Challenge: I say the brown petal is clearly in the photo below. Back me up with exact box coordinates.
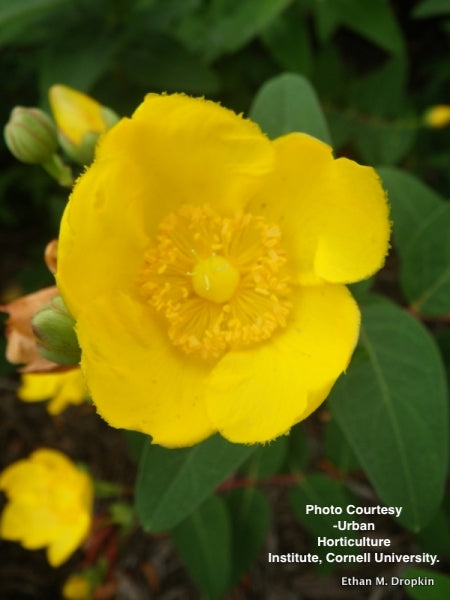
[1,286,64,372]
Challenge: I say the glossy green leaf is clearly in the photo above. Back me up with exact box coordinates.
[249,73,331,143]
[225,487,270,587]
[136,434,254,532]
[329,302,448,531]
[401,569,450,599]
[171,494,231,600]
[379,168,450,315]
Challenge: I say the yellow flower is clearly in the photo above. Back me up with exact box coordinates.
[62,574,92,600]
[424,104,450,128]
[57,94,390,447]
[49,84,118,165]
[0,449,93,566]
[18,369,88,415]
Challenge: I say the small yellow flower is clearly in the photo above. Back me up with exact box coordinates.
[424,104,450,128]
[0,449,93,566]
[62,574,92,600]
[49,84,118,164]
[57,93,390,447]
[18,369,88,415]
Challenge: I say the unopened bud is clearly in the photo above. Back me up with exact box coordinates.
[62,574,92,600]
[49,84,119,165]
[424,105,450,129]
[32,296,81,365]
[4,107,58,164]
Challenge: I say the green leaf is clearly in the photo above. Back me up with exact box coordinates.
[239,435,288,479]
[413,0,450,18]
[401,568,450,599]
[328,302,448,531]
[323,415,361,473]
[348,277,374,304]
[313,0,340,42]
[286,424,310,471]
[249,73,331,143]
[379,168,450,315]
[225,487,270,587]
[171,494,231,600]
[349,57,408,116]
[400,203,450,315]
[122,430,148,463]
[0,0,69,27]
[260,6,312,76]
[120,32,219,94]
[415,507,450,556]
[316,0,405,56]
[355,121,416,165]
[175,0,292,62]
[290,474,357,572]
[378,168,444,253]
[39,34,119,94]
[136,434,254,532]
[0,0,73,47]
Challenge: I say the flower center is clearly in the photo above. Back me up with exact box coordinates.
[191,255,240,303]
[138,205,292,359]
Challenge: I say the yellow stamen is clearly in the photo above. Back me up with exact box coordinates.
[138,205,292,359]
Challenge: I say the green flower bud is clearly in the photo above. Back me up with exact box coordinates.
[4,107,58,164]
[32,296,81,365]
[57,130,100,167]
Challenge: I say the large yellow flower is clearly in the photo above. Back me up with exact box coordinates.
[0,449,93,566]
[57,93,390,447]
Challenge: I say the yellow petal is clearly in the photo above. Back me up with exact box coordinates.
[0,502,58,548]
[76,292,215,447]
[0,460,48,499]
[18,370,87,414]
[47,370,87,415]
[18,373,62,402]
[206,284,360,443]
[58,94,273,318]
[105,93,274,218]
[248,133,390,285]
[31,448,78,472]
[57,159,149,318]
[47,513,91,567]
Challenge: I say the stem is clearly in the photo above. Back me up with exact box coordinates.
[42,154,73,187]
